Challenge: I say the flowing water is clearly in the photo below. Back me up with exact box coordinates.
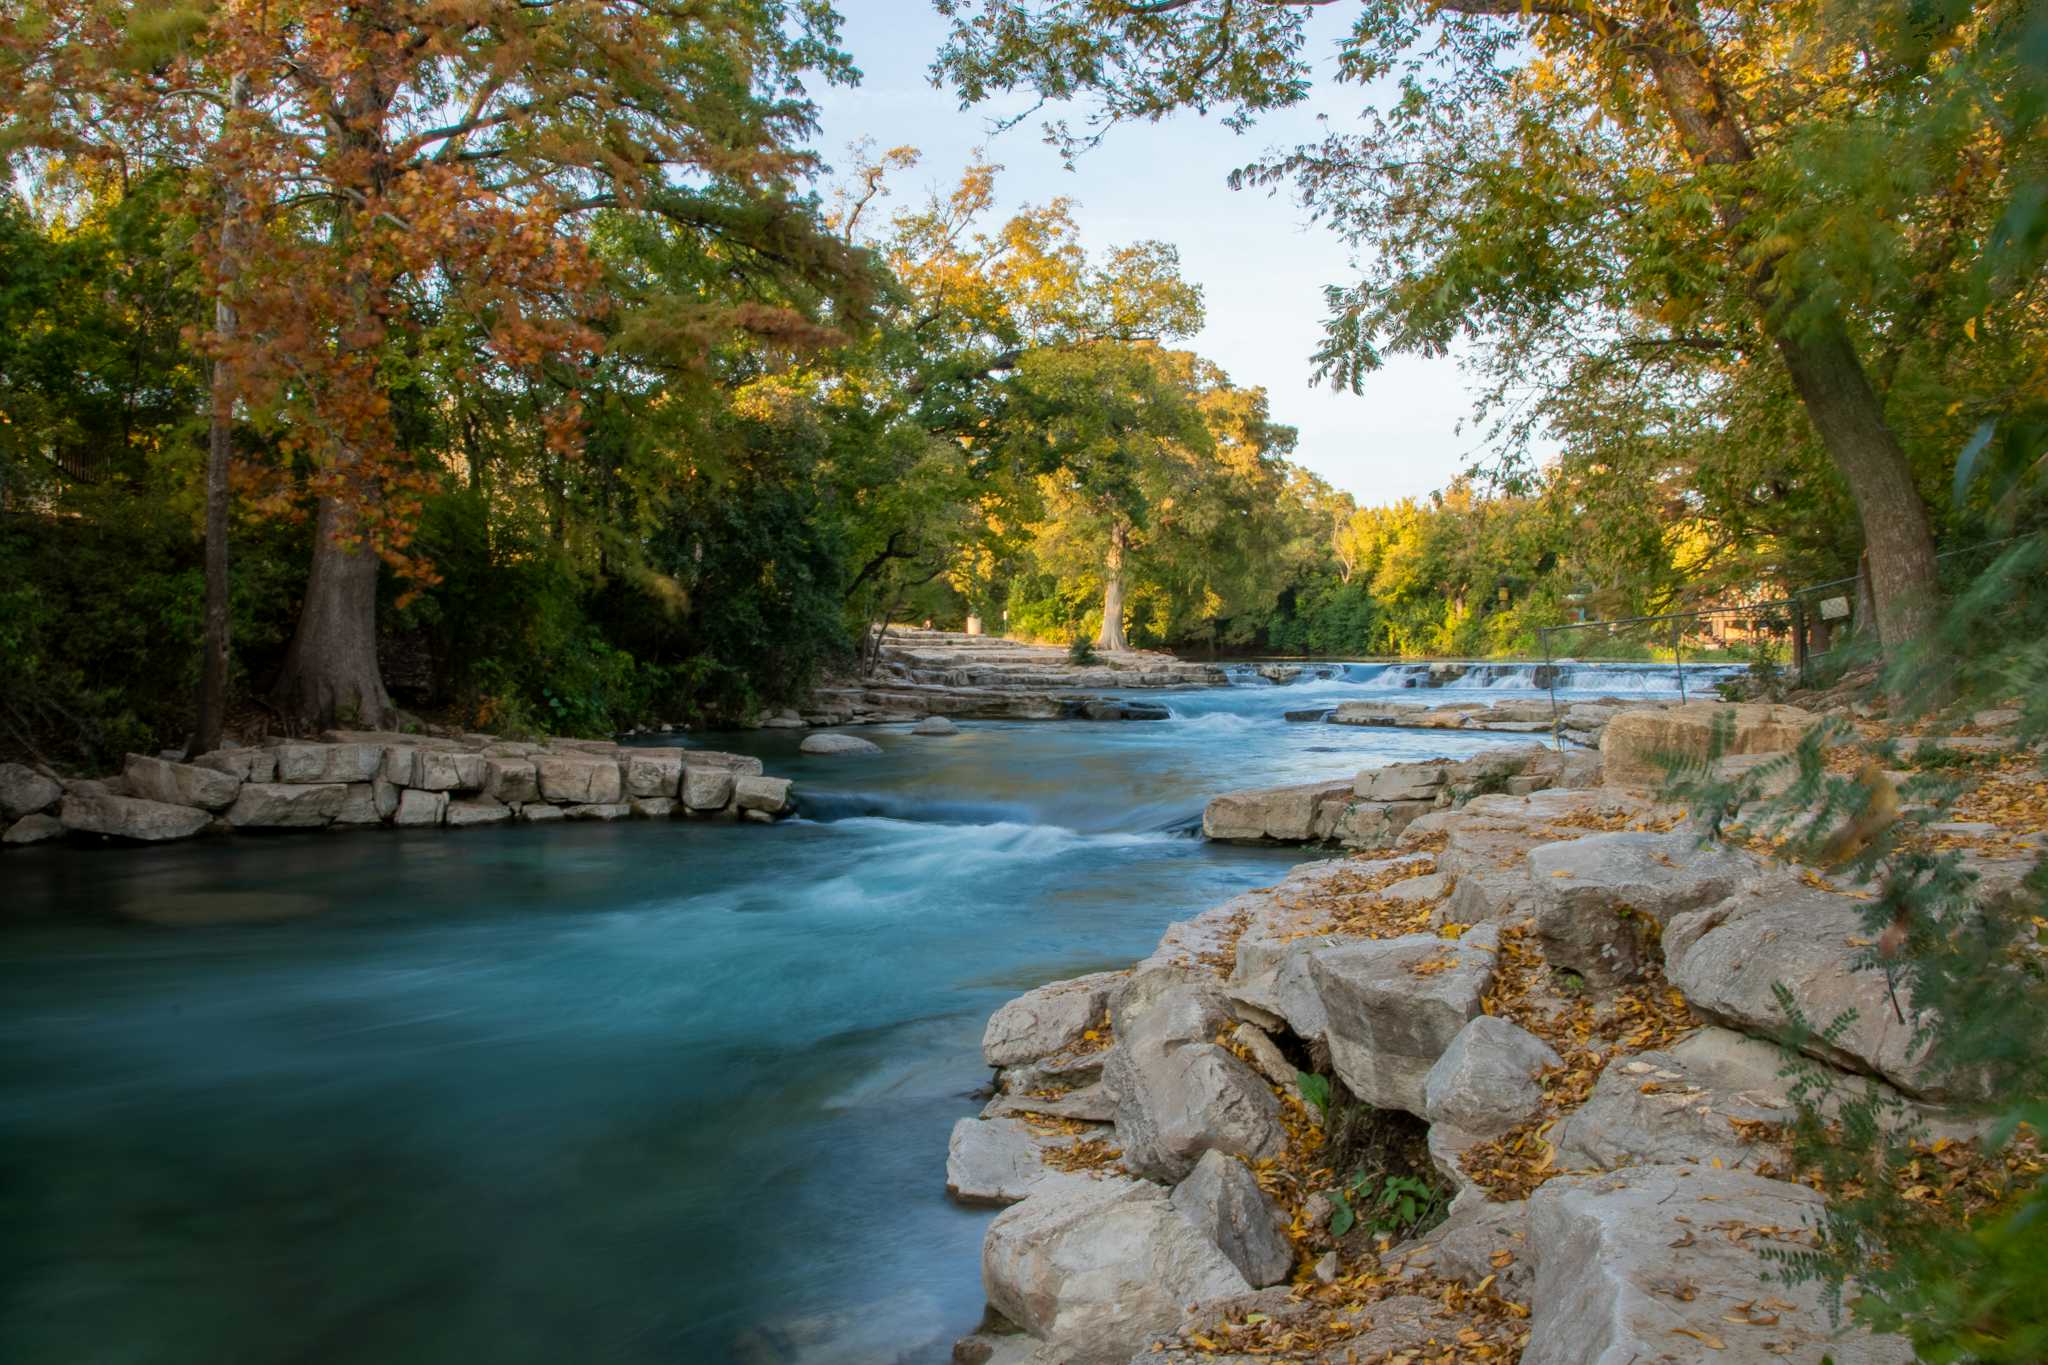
[0,663,1732,1364]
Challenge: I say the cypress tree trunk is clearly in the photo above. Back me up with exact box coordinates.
[1096,521,1131,652]
[190,72,248,758]
[274,494,394,728]
[272,68,398,730]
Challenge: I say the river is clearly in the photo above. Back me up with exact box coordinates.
[0,662,1734,1364]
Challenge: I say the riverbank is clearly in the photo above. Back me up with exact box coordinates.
[798,628,1227,725]
[0,731,794,849]
[943,701,2043,1363]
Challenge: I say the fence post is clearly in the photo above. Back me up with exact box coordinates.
[1542,628,1562,751]
[1674,617,1687,704]
[1793,598,1810,685]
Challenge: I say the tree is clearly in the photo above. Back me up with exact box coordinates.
[994,343,1303,650]
[924,0,2045,650]
[4,0,873,726]
[797,152,1210,654]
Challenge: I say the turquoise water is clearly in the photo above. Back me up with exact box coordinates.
[0,668,1702,1363]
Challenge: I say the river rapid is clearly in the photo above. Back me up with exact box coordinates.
[0,663,1735,1364]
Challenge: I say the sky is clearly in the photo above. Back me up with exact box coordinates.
[805,1,1488,506]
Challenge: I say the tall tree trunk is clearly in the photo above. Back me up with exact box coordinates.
[1096,520,1131,652]
[1768,321,1940,645]
[1637,23,1941,648]
[190,71,248,759]
[272,71,400,729]
[275,493,394,728]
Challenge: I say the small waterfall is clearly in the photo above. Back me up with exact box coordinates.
[1216,658,1746,696]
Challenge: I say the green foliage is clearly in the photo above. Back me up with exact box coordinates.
[1295,1070,1331,1121]
[1329,1172,1445,1242]
[1065,636,1098,667]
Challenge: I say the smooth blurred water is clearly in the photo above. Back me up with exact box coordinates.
[0,667,1685,1364]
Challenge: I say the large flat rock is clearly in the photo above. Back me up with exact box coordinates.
[1525,1165,1912,1365]
[945,1115,1115,1207]
[1200,779,1352,843]
[60,792,211,842]
[982,1179,1249,1365]
[1666,884,1960,1100]
[122,755,241,812]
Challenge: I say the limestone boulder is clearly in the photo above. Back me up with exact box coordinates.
[733,775,792,815]
[1667,884,1963,1100]
[1520,748,1603,790]
[1230,1025,1302,1104]
[685,749,765,777]
[380,746,423,786]
[227,782,346,829]
[61,792,213,841]
[519,802,566,823]
[982,1180,1250,1365]
[984,1083,1118,1124]
[1224,855,1433,1040]
[1330,700,1428,727]
[998,1052,1111,1099]
[1354,761,1449,803]
[984,972,1121,1068]
[945,1115,1113,1207]
[911,716,960,735]
[4,811,65,845]
[1425,1122,1491,1206]
[1406,1198,1534,1298]
[1201,779,1352,843]
[1423,1015,1561,1138]
[1109,907,1255,1032]
[64,776,127,799]
[272,741,385,785]
[800,732,883,756]
[1329,798,1434,850]
[446,796,511,828]
[334,783,382,826]
[1529,831,1763,987]
[0,763,63,820]
[121,755,241,812]
[483,758,539,805]
[622,750,685,799]
[414,749,487,792]
[681,763,735,811]
[1169,1150,1294,1288]
[629,797,676,819]
[191,748,277,784]
[392,789,447,827]
[1102,994,1289,1182]
[1600,701,1815,790]
[1524,1166,1912,1365]
[534,754,622,805]
[1553,1028,1801,1175]
[371,778,401,820]
[1308,925,1498,1116]
[566,802,631,820]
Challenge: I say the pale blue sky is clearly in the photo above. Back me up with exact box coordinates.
[806,1,1488,505]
